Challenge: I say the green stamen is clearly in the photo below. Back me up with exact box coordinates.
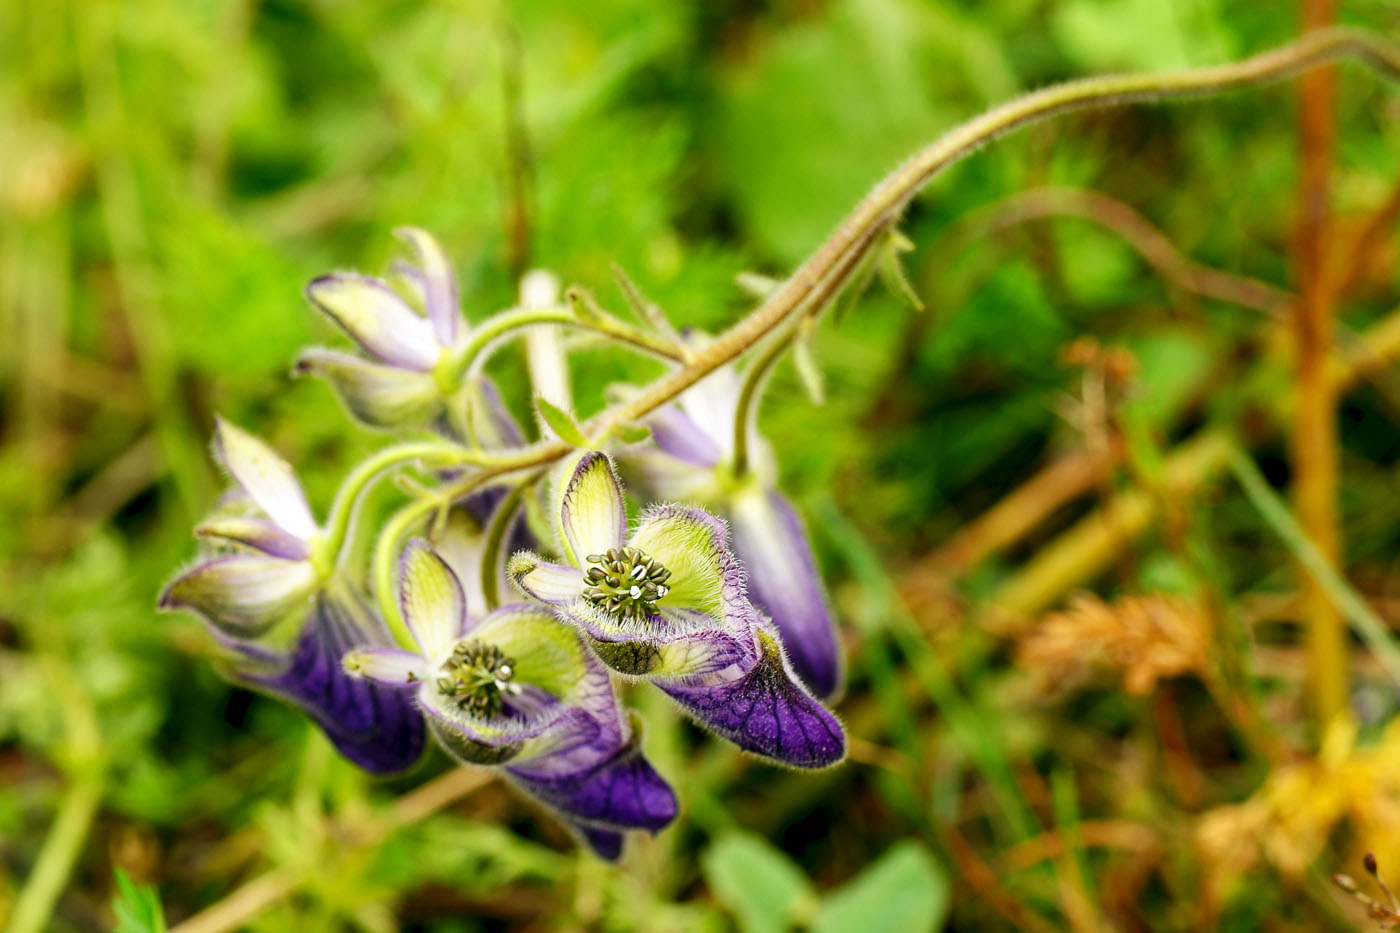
[436,640,519,718]
[582,546,672,620]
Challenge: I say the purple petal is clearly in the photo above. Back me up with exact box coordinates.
[423,697,600,768]
[730,489,842,700]
[394,227,460,346]
[242,595,427,774]
[660,627,845,769]
[294,347,439,429]
[574,824,624,860]
[195,516,310,561]
[646,404,723,468]
[569,605,752,679]
[508,730,677,833]
[305,273,439,370]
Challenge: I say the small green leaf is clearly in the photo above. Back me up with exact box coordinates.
[613,422,652,444]
[877,230,924,312]
[565,286,610,324]
[112,869,167,933]
[735,271,782,299]
[702,831,816,933]
[534,397,590,447]
[815,841,948,933]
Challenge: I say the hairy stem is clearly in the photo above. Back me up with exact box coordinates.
[412,28,1400,503]
[442,305,686,385]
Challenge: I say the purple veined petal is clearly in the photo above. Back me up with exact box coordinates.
[646,403,723,469]
[628,504,738,616]
[507,551,584,606]
[241,593,427,774]
[507,724,678,833]
[343,647,430,687]
[567,603,752,680]
[394,227,460,347]
[294,347,440,429]
[729,487,843,700]
[397,540,471,660]
[195,515,310,561]
[575,825,625,860]
[553,451,627,567]
[213,418,318,541]
[305,273,439,371]
[159,555,318,638]
[660,627,845,769]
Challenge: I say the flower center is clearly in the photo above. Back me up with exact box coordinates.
[436,639,519,717]
[582,546,672,620]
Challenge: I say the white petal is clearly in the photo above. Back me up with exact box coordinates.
[160,555,318,637]
[553,451,626,566]
[295,348,440,429]
[305,273,439,370]
[507,552,584,605]
[343,647,430,686]
[398,539,469,659]
[213,418,317,540]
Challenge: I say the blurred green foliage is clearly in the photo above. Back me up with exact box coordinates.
[5,0,1400,930]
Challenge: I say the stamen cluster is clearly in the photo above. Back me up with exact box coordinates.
[583,547,672,620]
[437,640,519,717]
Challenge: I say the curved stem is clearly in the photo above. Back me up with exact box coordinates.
[479,478,535,608]
[320,440,478,564]
[372,495,444,645]
[403,29,1400,516]
[441,305,687,386]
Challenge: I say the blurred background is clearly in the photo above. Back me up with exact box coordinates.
[5,0,1400,929]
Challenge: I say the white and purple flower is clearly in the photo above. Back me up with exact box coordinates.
[159,419,425,773]
[297,228,514,439]
[625,366,844,700]
[345,539,677,857]
[509,451,845,769]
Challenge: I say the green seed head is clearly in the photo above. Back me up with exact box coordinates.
[581,546,672,621]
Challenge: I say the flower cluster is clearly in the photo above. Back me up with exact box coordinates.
[161,229,846,858]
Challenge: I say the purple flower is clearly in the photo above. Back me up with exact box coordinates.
[625,368,844,700]
[509,452,845,770]
[159,419,425,773]
[345,540,677,857]
[297,228,497,433]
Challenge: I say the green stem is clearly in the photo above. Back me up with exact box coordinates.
[6,772,104,933]
[1226,444,1400,689]
[441,305,687,387]
[479,479,534,608]
[372,495,444,647]
[320,440,480,564]
[414,28,1400,500]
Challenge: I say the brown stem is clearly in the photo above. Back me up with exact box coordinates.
[1294,0,1346,728]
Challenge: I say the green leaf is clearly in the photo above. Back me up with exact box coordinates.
[534,397,591,447]
[815,841,948,933]
[112,869,167,933]
[701,831,816,933]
